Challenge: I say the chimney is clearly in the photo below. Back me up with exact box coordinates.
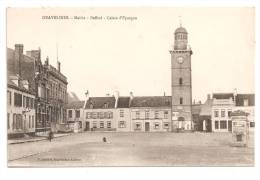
[83,91,90,109]
[114,91,120,108]
[57,61,61,72]
[26,49,41,61]
[130,91,134,100]
[207,94,211,100]
[163,92,166,96]
[14,44,23,78]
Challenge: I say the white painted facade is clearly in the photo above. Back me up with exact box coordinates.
[67,108,84,132]
[130,108,171,132]
[211,98,234,132]
[116,108,131,132]
[7,87,36,136]
[83,108,117,131]
[233,106,254,131]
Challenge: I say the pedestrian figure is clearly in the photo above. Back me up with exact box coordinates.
[102,137,107,143]
[48,131,53,142]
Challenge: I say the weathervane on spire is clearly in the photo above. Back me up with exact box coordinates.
[179,15,182,27]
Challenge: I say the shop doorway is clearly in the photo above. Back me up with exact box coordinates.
[145,122,150,132]
[85,121,90,131]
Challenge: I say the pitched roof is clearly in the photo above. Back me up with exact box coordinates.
[65,101,84,109]
[235,94,255,106]
[117,97,130,108]
[67,91,81,104]
[7,47,35,89]
[85,97,116,109]
[212,93,234,100]
[199,99,213,116]
[7,77,35,95]
[130,96,171,108]
[192,104,201,115]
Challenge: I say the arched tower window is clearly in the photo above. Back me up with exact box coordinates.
[180,97,183,105]
[179,78,183,85]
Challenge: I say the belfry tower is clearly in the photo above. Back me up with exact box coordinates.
[170,24,193,131]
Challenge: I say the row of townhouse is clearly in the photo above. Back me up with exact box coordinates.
[7,44,68,137]
[211,93,255,133]
[66,91,254,133]
[66,92,172,132]
[192,93,255,133]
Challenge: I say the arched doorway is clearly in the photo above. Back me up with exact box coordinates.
[178,116,185,129]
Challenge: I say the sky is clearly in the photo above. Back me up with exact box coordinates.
[6,7,255,102]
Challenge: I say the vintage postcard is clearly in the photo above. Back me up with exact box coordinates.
[6,7,255,167]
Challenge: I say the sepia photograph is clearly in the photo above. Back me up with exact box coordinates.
[5,7,255,168]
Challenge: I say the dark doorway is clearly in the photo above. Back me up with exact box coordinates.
[145,122,150,132]
[85,121,90,131]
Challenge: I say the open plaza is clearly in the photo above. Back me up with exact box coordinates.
[8,131,254,167]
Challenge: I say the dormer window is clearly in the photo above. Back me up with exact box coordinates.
[244,99,249,106]
[104,103,108,108]
[90,103,94,109]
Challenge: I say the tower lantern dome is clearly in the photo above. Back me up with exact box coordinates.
[174,26,188,50]
[174,26,188,34]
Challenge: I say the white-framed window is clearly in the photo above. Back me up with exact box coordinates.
[155,111,159,119]
[75,110,80,118]
[14,93,22,107]
[228,110,232,118]
[104,112,108,119]
[120,110,124,117]
[92,112,97,119]
[93,121,97,128]
[136,111,140,119]
[100,121,104,128]
[163,122,169,129]
[68,110,72,118]
[220,120,227,129]
[119,121,126,128]
[221,110,225,117]
[145,111,149,119]
[108,112,113,119]
[154,122,160,129]
[86,112,91,119]
[214,110,219,117]
[99,112,104,119]
[135,122,141,130]
[164,111,168,119]
[32,115,34,128]
[107,121,111,128]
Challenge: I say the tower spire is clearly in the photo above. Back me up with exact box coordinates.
[56,42,59,62]
[179,16,182,27]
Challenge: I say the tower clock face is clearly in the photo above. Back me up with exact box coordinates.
[177,56,184,64]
